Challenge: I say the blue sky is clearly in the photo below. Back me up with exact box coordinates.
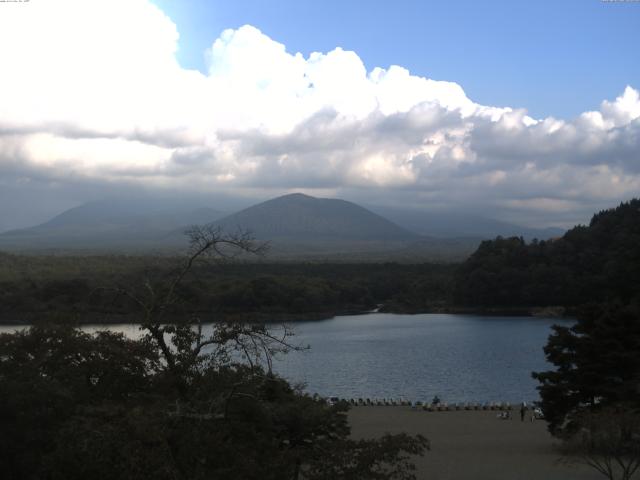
[153,0,640,119]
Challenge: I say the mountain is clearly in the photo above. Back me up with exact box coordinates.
[0,193,421,254]
[1,192,560,260]
[368,205,565,240]
[0,198,224,251]
[195,193,430,257]
[213,193,417,242]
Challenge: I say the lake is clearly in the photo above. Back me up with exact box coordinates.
[0,313,570,404]
[275,313,571,404]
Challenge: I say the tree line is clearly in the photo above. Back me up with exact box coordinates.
[0,259,454,323]
[454,199,640,309]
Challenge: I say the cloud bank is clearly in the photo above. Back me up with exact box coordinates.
[1,0,639,229]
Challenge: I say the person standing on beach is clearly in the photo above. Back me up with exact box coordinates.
[520,402,526,422]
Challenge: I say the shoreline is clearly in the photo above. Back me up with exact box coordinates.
[0,305,573,326]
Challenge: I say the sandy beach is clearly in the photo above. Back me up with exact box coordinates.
[349,407,601,480]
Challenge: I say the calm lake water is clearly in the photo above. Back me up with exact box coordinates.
[0,313,570,404]
[274,313,570,404]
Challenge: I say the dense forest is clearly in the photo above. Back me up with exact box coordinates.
[454,199,640,309]
[0,257,454,323]
[1,198,638,323]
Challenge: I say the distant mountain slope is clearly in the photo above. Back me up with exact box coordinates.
[1,192,563,261]
[369,205,564,240]
[213,193,418,241]
[0,199,224,250]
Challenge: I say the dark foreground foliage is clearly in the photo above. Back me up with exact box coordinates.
[533,303,640,436]
[533,303,640,438]
[0,323,428,480]
[0,226,428,480]
[533,302,640,479]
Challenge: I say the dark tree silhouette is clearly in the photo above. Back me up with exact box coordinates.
[0,225,429,480]
[533,303,640,436]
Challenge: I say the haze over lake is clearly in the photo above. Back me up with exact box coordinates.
[1,313,569,404]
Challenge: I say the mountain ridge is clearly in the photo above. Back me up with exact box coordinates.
[0,192,562,258]
[368,204,564,240]
[0,199,225,250]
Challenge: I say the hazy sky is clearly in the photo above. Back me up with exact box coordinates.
[0,0,639,231]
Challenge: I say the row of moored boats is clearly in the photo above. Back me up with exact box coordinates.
[327,397,518,411]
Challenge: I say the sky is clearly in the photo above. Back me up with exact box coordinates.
[153,0,640,119]
[0,0,639,231]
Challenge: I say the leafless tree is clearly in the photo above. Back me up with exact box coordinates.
[561,405,640,480]
[110,224,302,386]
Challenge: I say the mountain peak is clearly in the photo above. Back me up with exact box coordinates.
[214,194,416,241]
[264,193,323,205]
[278,192,315,200]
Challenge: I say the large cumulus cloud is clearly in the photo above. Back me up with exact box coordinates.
[0,0,639,229]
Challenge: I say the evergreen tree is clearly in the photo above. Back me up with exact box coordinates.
[533,303,640,436]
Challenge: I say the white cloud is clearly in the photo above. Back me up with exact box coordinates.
[0,0,639,227]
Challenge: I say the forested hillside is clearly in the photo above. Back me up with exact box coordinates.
[454,199,640,308]
[0,258,454,323]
